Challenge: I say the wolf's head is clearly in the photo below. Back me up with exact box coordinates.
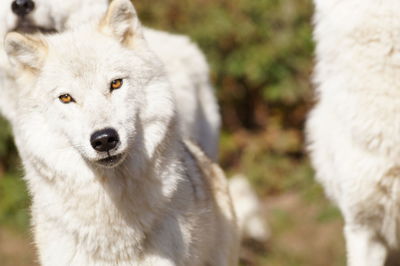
[4,0,176,170]
[0,0,108,35]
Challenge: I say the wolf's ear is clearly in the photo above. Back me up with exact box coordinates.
[4,32,47,72]
[100,0,143,46]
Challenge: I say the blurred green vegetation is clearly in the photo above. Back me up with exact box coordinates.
[0,0,345,265]
[0,118,28,231]
[136,0,315,196]
[137,0,313,130]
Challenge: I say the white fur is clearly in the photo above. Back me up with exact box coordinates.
[307,0,400,265]
[0,0,220,160]
[4,1,239,265]
[229,175,269,242]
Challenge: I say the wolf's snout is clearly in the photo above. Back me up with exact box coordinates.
[90,128,120,152]
[11,0,35,17]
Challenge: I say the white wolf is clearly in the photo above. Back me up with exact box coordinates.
[0,0,269,243]
[4,0,239,265]
[307,0,400,265]
[0,0,220,160]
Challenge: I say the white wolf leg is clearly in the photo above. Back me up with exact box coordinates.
[229,175,269,242]
[344,225,387,266]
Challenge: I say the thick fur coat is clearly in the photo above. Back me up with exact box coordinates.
[307,0,400,265]
[4,0,239,265]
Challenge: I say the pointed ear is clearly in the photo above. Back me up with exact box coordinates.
[4,32,47,72]
[100,0,143,46]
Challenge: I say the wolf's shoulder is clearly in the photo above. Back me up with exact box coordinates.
[143,28,209,75]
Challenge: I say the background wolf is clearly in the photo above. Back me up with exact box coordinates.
[307,0,400,265]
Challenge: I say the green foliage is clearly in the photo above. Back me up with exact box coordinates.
[0,117,17,173]
[0,118,11,155]
[135,0,316,202]
[136,0,314,129]
[0,172,30,230]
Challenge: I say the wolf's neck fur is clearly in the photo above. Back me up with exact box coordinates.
[24,122,183,263]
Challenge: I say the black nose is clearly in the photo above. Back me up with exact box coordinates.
[90,128,120,152]
[11,0,35,17]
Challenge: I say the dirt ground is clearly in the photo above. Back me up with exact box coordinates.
[240,193,345,266]
[0,228,37,266]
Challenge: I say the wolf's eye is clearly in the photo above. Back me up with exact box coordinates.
[59,94,75,104]
[110,79,123,91]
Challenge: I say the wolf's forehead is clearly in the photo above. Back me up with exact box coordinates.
[49,46,115,78]
[51,35,124,71]
[62,55,102,78]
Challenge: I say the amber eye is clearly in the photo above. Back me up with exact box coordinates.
[59,94,75,104]
[110,79,123,91]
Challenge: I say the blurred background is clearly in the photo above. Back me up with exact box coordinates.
[0,0,346,265]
